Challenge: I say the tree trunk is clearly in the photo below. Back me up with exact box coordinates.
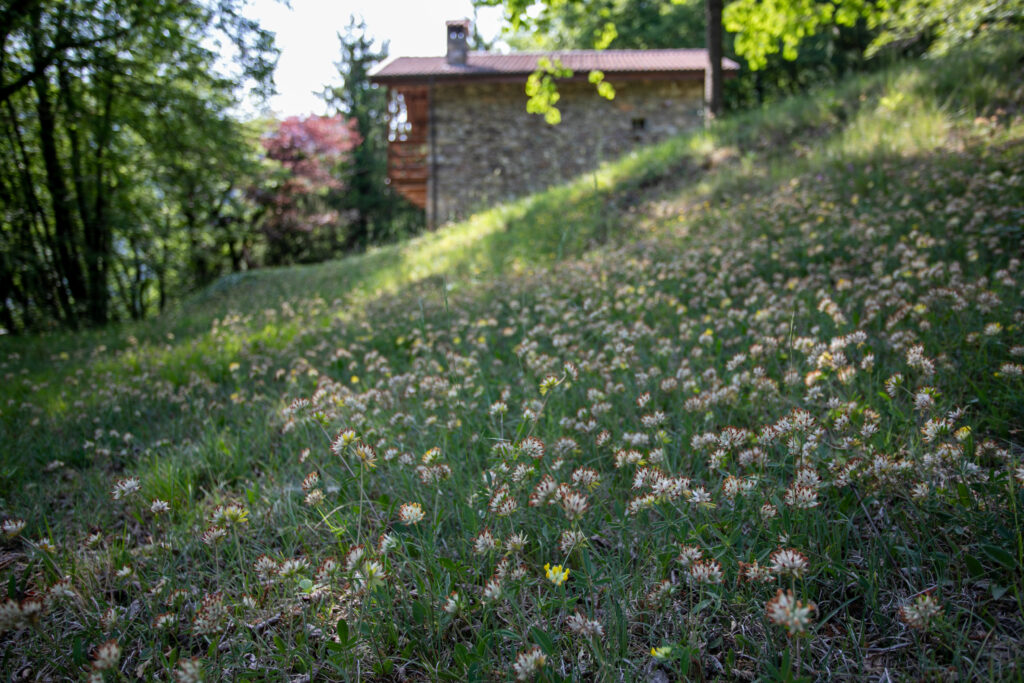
[30,9,87,324]
[84,73,115,325]
[1,102,70,324]
[32,65,88,316]
[705,0,724,123]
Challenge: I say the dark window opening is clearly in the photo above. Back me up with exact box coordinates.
[631,117,647,132]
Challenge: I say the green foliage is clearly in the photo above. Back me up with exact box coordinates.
[870,0,1024,55]
[726,0,1024,69]
[588,69,617,100]
[724,0,880,70]
[525,57,574,124]
[525,59,615,126]
[482,1,629,124]
[0,0,277,332]
[486,0,1023,114]
[502,0,705,50]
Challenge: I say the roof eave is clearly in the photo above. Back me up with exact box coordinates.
[367,55,401,79]
[370,68,738,87]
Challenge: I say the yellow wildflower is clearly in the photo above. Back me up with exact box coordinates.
[544,563,569,586]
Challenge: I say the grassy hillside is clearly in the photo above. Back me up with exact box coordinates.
[1,35,1023,680]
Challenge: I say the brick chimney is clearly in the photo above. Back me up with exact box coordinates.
[446,19,470,66]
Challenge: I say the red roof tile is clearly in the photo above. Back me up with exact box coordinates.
[369,49,739,84]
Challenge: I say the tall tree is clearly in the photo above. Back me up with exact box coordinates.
[705,0,723,120]
[503,0,704,50]
[723,0,880,70]
[323,18,424,249]
[324,18,391,249]
[0,0,276,331]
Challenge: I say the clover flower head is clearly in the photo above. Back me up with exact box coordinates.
[398,502,424,525]
[899,592,943,630]
[513,646,546,680]
[91,640,121,671]
[766,589,816,635]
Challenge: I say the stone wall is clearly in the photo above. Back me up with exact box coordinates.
[429,79,703,222]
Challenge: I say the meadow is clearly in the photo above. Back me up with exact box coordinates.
[1,36,1023,680]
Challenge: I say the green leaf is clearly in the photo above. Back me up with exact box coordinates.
[337,618,349,644]
[529,626,556,655]
[676,644,694,674]
[957,482,972,507]
[581,549,594,577]
[494,629,522,642]
[454,642,470,666]
[412,600,428,625]
[980,544,1015,572]
[964,553,986,578]
[838,491,857,516]
[691,598,714,616]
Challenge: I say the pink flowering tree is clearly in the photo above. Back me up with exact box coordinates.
[253,114,361,264]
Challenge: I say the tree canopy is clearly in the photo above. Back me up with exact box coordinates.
[0,0,277,331]
[252,115,360,266]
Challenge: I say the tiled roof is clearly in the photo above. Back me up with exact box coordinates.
[369,49,739,84]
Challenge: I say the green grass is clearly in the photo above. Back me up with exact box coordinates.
[2,34,1024,680]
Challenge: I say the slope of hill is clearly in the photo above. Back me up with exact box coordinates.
[1,34,1023,680]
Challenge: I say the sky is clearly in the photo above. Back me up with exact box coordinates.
[243,0,507,118]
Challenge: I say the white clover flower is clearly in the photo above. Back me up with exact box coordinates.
[770,548,809,577]
[566,611,604,638]
[398,502,425,525]
[766,589,816,634]
[2,519,26,538]
[899,592,943,630]
[91,640,121,671]
[111,477,141,501]
[512,646,546,681]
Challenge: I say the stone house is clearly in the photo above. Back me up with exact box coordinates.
[369,20,738,225]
